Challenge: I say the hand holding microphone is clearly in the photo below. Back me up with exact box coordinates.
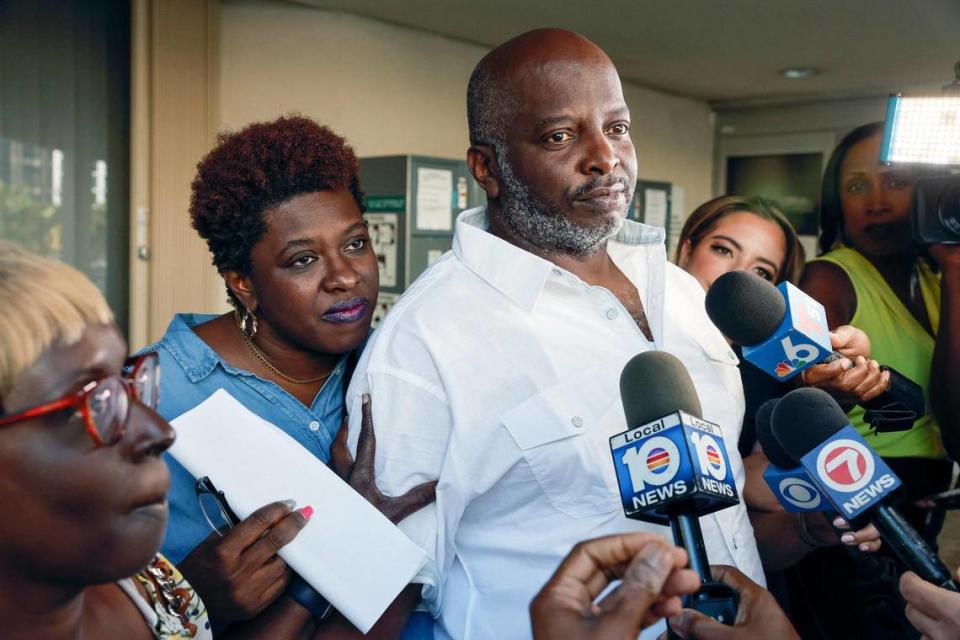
[753,398,881,553]
[800,325,890,407]
[901,566,960,639]
[705,271,924,432]
[530,533,699,640]
[611,351,741,628]
[769,387,957,591]
[665,565,800,640]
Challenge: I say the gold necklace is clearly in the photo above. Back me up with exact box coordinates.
[239,330,333,385]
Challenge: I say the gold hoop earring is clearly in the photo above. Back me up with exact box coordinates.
[235,307,258,339]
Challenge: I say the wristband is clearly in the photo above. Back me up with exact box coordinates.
[285,573,334,621]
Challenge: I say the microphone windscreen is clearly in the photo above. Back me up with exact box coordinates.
[705,271,786,346]
[620,350,702,427]
[771,387,850,463]
[755,398,795,469]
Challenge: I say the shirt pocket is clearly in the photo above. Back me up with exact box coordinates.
[500,366,621,519]
[664,320,745,468]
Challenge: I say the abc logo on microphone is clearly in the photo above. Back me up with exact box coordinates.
[797,425,902,519]
[609,411,738,525]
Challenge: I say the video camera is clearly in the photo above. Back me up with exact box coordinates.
[880,62,960,245]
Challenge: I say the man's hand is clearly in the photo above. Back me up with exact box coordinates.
[667,565,800,639]
[330,393,437,524]
[901,568,960,639]
[531,533,699,639]
[178,500,311,628]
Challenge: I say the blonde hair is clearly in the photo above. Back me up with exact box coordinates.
[0,241,114,400]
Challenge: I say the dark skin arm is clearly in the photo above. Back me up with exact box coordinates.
[927,245,960,460]
[799,260,857,328]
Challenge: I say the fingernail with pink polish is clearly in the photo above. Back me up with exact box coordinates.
[298,505,314,521]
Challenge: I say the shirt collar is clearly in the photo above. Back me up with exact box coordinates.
[155,314,222,382]
[452,206,666,312]
[155,313,352,384]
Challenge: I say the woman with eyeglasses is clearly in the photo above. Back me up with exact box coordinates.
[0,241,212,639]
[143,115,435,638]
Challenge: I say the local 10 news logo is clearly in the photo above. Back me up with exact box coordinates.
[609,411,739,525]
[743,282,833,380]
[797,425,902,519]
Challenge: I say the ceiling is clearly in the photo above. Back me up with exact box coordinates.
[293,0,960,107]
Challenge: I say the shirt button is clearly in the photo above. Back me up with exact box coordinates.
[571,416,584,428]
[552,268,562,276]
[606,308,618,320]
[308,420,321,432]
[732,534,741,550]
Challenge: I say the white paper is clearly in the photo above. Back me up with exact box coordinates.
[643,188,668,229]
[416,167,453,231]
[170,390,426,633]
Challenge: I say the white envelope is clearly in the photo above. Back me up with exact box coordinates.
[169,389,426,633]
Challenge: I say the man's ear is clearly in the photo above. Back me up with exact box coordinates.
[467,145,500,199]
[223,271,257,313]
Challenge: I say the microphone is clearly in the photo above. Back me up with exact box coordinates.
[611,350,739,626]
[770,387,958,591]
[755,398,830,512]
[705,271,925,432]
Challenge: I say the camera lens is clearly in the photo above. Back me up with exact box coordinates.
[939,182,960,238]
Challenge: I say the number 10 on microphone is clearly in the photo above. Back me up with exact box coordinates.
[609,412,739,525]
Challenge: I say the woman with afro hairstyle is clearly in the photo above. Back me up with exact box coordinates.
[144,116,435,638]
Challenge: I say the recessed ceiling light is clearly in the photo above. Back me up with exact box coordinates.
[781,68,819,79]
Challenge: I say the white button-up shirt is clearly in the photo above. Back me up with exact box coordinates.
[346,207,762,640]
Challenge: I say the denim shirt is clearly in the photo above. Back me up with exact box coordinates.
[146,313,349,564]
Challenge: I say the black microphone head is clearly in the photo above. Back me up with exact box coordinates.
[754,398,795,469]
[771,387,850,463]
[705,271,786,346]
[620,350,702,427]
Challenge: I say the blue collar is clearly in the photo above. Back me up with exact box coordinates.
[154,313,351,383]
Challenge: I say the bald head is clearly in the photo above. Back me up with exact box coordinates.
[467,29,614,148]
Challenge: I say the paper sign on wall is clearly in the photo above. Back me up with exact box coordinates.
[416,167,453,231]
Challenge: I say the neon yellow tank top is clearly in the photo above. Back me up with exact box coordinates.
[813,246,943,459]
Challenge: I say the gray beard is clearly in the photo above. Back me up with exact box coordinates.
[496,147,625,257]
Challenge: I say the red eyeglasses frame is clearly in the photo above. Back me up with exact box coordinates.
[0,352,159,446]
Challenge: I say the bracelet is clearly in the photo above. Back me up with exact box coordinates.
[796,512,831,548]
[285,573,335,621]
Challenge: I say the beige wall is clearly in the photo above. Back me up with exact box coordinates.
[220,0,714,214]
[130,0,224,348]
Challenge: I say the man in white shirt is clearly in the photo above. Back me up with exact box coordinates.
[346,28,763,639]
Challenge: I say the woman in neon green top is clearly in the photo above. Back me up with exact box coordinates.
[794,121,960,640]
[801,122,960,480]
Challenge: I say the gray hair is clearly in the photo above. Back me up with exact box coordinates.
[466,62,517,150]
